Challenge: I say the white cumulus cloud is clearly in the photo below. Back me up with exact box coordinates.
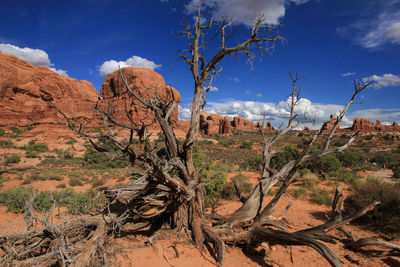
[200,97,348,129]
[362,73,400,89]
[0,43,68,76]
[185,0,310,26]
[99,55,162,75]
[179,105,192,120]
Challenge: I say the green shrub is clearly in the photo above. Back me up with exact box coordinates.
[10,126,22,135]
[221,174,253,200]
[83,148,127,169]
[198,140,214,145]
[305,155,341,175]
[62,189,96,215]
[294,187,307,199]
[0,140,13,148]
[370,152,400,169]
[90,177,105,188]
[25,150,38,158]
[240,156,263,171]
[66,139,77,144]
[0,128,5,136]
[344,178,400,235]
[311,188,332,205]
[69,176,84,186]
[34,191,53,212]
[218,139,236,147]
[336,152,365,168]
[239,140,253,149]
[5,154,21,165]
[56,183,67,189]
[302,171,319,189]
[25,141,48,152]
[271,146,300,170]
[332,169,360,184]
[26,125,33,131]
[0,187,35,213]
[203,171,227,206]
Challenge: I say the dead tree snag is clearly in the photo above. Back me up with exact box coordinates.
[1,7,398,267]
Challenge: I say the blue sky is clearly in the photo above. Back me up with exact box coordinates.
[1,0,399,128]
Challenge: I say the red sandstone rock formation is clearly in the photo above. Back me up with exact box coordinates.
[256,121,275,131]
[0,52,99,129]
[99,67,180,129]
[232,116,256,130]
[321,114,340,132]
[199,112,275,135]
[199,111,231,135]
[351,117,400,132]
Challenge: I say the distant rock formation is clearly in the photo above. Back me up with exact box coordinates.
[0,52,99,128]
[199,111,231,135]
[99,67,180,129]
[351,118,400,132]
[199,111,274,135]
[321,114,340,132]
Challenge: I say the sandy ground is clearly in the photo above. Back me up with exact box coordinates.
[1,167,399,266]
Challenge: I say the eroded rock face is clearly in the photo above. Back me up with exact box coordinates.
[199,111,232,135]
[232,116,256,130]
[321,114,340,132]
[256,121,275,131]
[99,67,180,129]
[199,111,274,135]
[351,118,400,132]
[0,52,99,128]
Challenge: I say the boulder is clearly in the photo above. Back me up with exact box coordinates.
[99,67,180,129]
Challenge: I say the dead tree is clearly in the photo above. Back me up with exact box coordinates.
[1,7,399,267]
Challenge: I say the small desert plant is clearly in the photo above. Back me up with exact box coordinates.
[344,177,400,235]
[294,187,307,199]
[305,155,341,176]
[5,154,21,165]
[240,155,263,171]
[221,174,253,200]
[0,139,13,148]
[332,169,360,185]
[66,139,77,145]
[302,171,319,189]
[0,187,35,213]
[239,140,253,149]
[0,128,5,136]
[10,126,22,135]
[25,150,38,158]
[218,139,236,147]
[311,188,332,205]
[271,146,300,170]
[69,176,84,187]
[25,141,49,152]
[56,183,67,189]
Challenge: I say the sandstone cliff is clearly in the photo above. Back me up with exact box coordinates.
[351,118,400,132]
[99,67,180,129]
[199,111,275,135]
[0,52,99,128]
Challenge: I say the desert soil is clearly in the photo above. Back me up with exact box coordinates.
[1,169,399,266]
